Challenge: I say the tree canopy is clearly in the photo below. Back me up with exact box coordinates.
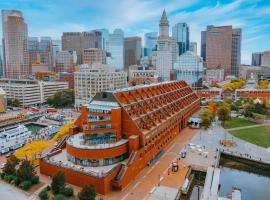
[7,98,20,107]
[78,185,96,200]
[51,171,66,194]
[217,102,231,126]
[46,89,74,108]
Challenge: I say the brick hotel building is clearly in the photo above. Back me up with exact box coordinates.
[40,81,200,194]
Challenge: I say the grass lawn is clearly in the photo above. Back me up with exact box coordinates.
[224,117,258,129]
[229,126,270,148]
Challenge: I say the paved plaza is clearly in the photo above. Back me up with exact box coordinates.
[191,122,270,164]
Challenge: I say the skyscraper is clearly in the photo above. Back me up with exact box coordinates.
[39,37,53,68]
[107,29,124,70]
[0,45,3,77]
[201,25,241,77]
[124,37,142,71]
[172,23,189,55]
[62,32,82,64]
[231,28,241,77]
[62,31,103,65]
[144,32,157,57]
[96,28,109,50]
[52,40,61,68]
[156,10,178,81]
[81,31,102,49]
[252,52,263,66]
[2,10,29,79]
[189,42,197,54]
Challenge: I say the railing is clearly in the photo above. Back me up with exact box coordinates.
[127,151,137,166]
[114,164,127,181]
[42,156,121,179]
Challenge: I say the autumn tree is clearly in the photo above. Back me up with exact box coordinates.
[199,109,213,129]
[16,159,35,182]
[217,102,231,126]
[208,101,217,117]
[3,155,19,175]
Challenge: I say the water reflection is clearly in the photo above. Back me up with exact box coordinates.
[220,167,270,200]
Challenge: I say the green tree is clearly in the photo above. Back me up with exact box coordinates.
[218,102,231,126]
[16,159,35,182]
[7,98,20,107]
[199,109,213,129]
[3,155,19,175]
[51,172,66,194]
[46,89,74,108]
[78,185,96,200]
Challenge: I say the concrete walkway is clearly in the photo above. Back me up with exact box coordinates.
[226,124,270,131]
[0,180,29,200]
[191,122,270,164]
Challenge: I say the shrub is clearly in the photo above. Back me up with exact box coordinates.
[19,180,32,190]
[31,175,39,184]
[51,172,66,194]
[14,176,20,186]
[46,185,51,191]
[53,194,64,200]
[4,174,15,183]
[78,185,96,200]
[38,188,48,200]
[63,186,74,197]
[1,172,6,179]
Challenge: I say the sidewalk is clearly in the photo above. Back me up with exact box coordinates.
[104,128,197,200]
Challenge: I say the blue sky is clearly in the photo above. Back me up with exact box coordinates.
[1,0,270,64]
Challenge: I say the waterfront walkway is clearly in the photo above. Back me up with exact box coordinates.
[191,123,270,164]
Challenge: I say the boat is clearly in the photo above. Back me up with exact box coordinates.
[0,125,32,154]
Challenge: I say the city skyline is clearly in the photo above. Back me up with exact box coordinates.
[0,0,270,64]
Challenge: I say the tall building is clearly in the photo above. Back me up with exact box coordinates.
[231,28,242,76]
[81,31,102,49]
[156,10,179,81]
[83,48,106,66]
[201,25,241,77]
[173,51,203,87]
[189,42,197,54]
[2,10,29,79]
[107,29,124,70]
[261,51,270,67]
[62,32,82,64]
[96,28,109,50]
[144,32,157,57]
[0,45,3,77]
[172,23,189,55]
[252,52,263,66]
[39,37,53,67]
[52,40,61,68]
[74,63,127,108]
[62,31,103,65]
[28,37,40,65]
[124,37,142,71]
[55,51,77,73]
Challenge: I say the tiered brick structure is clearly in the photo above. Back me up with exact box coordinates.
[40,81,200,194]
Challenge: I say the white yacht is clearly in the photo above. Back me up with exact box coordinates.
[0,125,32,154]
